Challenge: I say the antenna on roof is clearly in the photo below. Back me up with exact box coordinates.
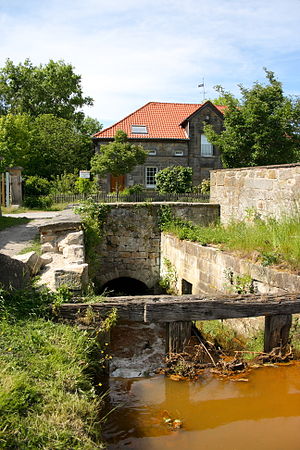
[198,78,206,102]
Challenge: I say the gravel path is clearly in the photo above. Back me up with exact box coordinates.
[0,211,62,256]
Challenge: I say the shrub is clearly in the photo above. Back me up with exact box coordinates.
[75,177,98,195]
[155,166,193,193]
[23,176,53,209]
[49,171,78,194]
[24,176,51,197]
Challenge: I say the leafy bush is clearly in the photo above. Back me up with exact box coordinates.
[50,171,78,194]
[24,176,51,197]
[24,195,53,209]
[23,176,53,209]
[127,184,144,195]
[75,177,98,195]
[155,165,193,193]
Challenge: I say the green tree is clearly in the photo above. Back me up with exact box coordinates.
[0,114,93,178]
[0,114,32,170]
[91,130,147,189]
[205,69,300,168]
[155,165,193,193]
[0,59,93,125]
[78,116,103,136]
[29,114,91,178]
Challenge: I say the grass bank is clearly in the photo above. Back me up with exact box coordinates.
[161,212,300,273]
[0,287,105,449]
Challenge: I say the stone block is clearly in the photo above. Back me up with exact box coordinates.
[54,263,88,291]
[40,253,53,266]
[0,253,30,289]
[62,244,85,262]
[58,231,84,252]
[13,251,43,275]
[41,242,56,253]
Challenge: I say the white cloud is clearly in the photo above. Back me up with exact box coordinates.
[0,0,300,127]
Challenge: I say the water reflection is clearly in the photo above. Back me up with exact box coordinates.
[103,363,300,449]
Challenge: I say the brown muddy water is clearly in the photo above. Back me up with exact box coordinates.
[103,363,300,449]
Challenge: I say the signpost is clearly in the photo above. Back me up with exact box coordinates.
[79,170,91,179]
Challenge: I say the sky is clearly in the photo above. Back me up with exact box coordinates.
[1,0,300,129]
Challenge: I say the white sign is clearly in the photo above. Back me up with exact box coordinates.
[79,170,91,179]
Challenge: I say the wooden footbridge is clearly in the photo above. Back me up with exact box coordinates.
[58,292,300,353]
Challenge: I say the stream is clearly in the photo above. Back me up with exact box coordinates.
[103,362,300,449]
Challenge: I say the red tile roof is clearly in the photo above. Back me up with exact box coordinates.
[93,101,225,140]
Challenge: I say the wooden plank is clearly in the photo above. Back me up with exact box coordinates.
[57,293,300,323]
[57,301,145,322]
[264,314,292,353]
[167,321,192,353]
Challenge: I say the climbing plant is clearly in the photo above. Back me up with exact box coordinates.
[75,200,111,277]
[159,258,178,295]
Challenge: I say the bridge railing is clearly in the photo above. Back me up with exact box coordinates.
[49,191,209,204]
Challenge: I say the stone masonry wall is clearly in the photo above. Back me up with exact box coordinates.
[161,233,300,296]
[94,202,219,291]
[210,163,300,223]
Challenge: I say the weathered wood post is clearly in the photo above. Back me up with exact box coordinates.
[167,321,192,353]
[264,314,292,353]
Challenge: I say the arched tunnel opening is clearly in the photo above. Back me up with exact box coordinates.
[100,277,151,297]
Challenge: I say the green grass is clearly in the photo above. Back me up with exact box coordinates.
[18,235,42,255]
[0,215,30,230]
[163,214,300,272]
[0,287,106,449]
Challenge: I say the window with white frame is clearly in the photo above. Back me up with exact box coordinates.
[131,125,148,134]
[201,134,213,156]
[145,167,158,188]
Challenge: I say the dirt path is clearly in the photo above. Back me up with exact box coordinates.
[0,212,62,256]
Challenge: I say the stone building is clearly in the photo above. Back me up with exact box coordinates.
[92,101,224,191]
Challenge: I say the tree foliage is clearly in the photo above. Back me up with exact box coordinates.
[0,114,94,178]
[91,130,147,177]
[0,114,32,172]
[155,165,193,193]
[205,69,300,168]
[0,59,93,125]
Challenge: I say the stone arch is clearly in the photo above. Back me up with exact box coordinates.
[99,269,153,291]
[100,277,149,296]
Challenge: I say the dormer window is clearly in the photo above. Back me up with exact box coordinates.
[131,125,148,134]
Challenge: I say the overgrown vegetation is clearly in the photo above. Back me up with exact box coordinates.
[160,208,300,272]
[0,285,110,448]
[196,320,264,358]
[75,200,111,277]
[159,258,178,294]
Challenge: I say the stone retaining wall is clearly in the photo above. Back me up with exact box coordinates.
[161,233,300,295]
[210,163,300,223]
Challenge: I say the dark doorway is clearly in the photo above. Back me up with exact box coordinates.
[100,277,150,296]
[182,279,193,294]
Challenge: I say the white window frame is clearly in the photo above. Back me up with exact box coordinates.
[201,134,213,157]
[145,167,158,188]
[148,150,157,156]
[174,150,184,156]
[131,125,148,134]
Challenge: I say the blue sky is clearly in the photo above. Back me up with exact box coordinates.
[1,0,300,128]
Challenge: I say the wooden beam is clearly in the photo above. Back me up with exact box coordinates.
[264,314,292,353]
[57,293,300,323]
